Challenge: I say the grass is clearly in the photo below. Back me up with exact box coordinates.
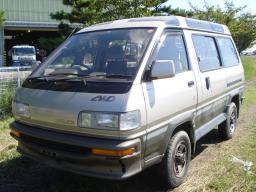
[242,56,256,81]
[0,117,15,152]
[241,56,256,111]
[201,56,256,192]
[0,117,13,130]
[206,132,256,192]
[242,83,256,111]
[0,85,15,120]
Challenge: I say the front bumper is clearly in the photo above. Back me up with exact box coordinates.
[10,121,142,179]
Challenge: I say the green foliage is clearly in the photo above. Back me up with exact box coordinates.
[51,0,172,27]
[0,86,15,119]
[0,10,5,25]
[190,1,256,53]
[50,0,196,39]
[242,56,256,81]
[52,1,256,52]
[38,36,66,53]
[242,81,256,112]
[240,56,256,111]
[206,132,256,192]
[0,118,13,130]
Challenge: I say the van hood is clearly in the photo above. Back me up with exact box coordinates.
[13,87,126,137]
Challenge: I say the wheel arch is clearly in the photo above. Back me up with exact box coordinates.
[230,94,240,118]
[161,120,195,156]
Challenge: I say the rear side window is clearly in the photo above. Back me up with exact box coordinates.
[192,35,221,72]
[217,37,239,67]
[155,34,189,73]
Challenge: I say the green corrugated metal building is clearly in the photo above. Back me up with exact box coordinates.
[0,0,70,66]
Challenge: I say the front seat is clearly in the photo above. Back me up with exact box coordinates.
[105,46,127,75]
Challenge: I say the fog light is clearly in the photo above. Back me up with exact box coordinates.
[91,148,135,157]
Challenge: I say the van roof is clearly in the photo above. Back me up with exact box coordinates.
[12,45,35,48]
[77,16,231,35]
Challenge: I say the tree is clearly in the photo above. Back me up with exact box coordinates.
[51,0,170,25]
[51,0,172,27]
[51,0,255,52]
[189,0,256,53]
[51,0,192,38]
[38,36,65,54]
[51,0,177,38]
[0,10,5,25]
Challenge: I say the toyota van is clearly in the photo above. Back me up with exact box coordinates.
[10,16,244,187]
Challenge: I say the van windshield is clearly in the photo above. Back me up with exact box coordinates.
[14,47,35,56]
[34,28,155,80]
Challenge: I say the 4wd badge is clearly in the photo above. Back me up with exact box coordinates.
[91,95,115,102]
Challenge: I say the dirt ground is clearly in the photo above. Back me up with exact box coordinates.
[0,81,255,192]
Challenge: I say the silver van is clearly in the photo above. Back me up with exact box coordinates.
[10,16,244,187]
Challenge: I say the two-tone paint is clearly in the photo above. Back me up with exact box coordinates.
[10,16,244,179]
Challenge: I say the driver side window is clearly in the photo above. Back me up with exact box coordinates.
[156,34,189,74]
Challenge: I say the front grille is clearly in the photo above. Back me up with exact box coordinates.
[21,134,91,155]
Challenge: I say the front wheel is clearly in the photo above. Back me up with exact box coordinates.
[160,131,191,188]
[218,102,238,140]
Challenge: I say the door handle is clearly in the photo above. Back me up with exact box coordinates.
[188,81,195,87]
[205,77,210,90]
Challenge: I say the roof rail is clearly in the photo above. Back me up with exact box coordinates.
[185,18,225,33]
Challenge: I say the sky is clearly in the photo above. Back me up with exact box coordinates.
[167,0,256,14]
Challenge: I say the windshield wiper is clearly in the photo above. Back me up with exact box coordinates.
[106,74,133,79]
[27,75,55,81]
[27,74,90,81]
[27,72,132,83]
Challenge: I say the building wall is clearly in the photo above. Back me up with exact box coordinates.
[0,0,71,66]
[0,0,70,22]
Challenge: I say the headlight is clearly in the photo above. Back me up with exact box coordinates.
[13,101,30,118]
[78,110,140,131]
[120,111,140,131]
[95,113,119,129]
[78,112,119,130]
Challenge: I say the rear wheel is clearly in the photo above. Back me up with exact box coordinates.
[160,131,191,188]
[218,102,237,140]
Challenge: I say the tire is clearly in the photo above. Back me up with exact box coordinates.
[218,102,238,140]
[160,131,191,188]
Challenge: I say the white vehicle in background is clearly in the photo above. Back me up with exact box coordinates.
[241,50,255,56]
[12,45,36,66]
[241,45,256,56]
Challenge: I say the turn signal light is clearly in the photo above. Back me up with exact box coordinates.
[10,129,21,138]
[92,148,135,157]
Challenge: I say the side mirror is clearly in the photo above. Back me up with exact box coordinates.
[150,60,175,79]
